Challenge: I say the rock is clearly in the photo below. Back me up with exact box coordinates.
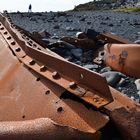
[117,78,129,87]
[87,22,91,25]
[100,67,112,73]
[108,23,114,27]
[85,29,99,39]
[53,25,60,29]
[51,36,59,39]
[135,79,140,91]
[83,64,99,70]
[101,71,122,87]
[134,40,140,44]
[42,38,50,44]
[66,27,80,32]
[71,48,83,59]
[76,32,87,39]
[75,61,82,65]
[80,17,86,21]
[137,91,140,97]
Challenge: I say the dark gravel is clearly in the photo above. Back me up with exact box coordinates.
[10,11,140,42]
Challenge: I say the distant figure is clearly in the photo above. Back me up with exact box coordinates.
[28,4,32,12]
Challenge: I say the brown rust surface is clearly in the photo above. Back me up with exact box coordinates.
[104,87,140,140]
[0,118,100,140]
[98,32,134,44]
[0,18,109,139]
[104,43,140,78]
[0,14,113,108]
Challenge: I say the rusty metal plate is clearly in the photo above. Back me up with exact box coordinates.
[0,14,113,108]
[104,43,140,78]
[0,18,109,139]
[98,32,134,44]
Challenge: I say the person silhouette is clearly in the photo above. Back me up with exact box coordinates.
[28,4,32,12]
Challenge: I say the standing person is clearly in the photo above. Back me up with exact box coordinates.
[28,4,32,12]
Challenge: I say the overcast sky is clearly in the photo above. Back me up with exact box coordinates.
[0,0,92,12]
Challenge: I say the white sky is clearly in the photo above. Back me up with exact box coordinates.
[0,0,92,12]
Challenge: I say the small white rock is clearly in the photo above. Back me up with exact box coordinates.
[135,79,140,91]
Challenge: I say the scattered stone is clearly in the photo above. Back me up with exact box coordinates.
[38,29,51,38]
[83,64,99,70]
[100,67,112,73]
[76,32,87,39]
[108,23,114,27]
[71,48,83,59]
[66,27,80,32]
[117,78,129,87]
[134,40,140,44]
[101,71,122,87]
[42,38,50,44]
[80,17,86,21]
[53,25,60,29]
[135,79,140,91]
[137,91,140,97]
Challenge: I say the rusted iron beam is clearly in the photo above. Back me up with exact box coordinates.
[103,87,140,140]
[0,118,101,140]
[0,18,109,139]
[0,13,113,108]
[98,32,134,44]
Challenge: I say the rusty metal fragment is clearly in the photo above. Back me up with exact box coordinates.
[61,36,96,49]
[0,13,113,108]
[98,32,134,44]
[0,118,101,140]
[103,87,140,140]
[104,43,140,78]
[0,12,111,139]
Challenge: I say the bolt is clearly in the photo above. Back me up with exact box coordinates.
[40,65,47,72]
[0,27,4,30]
[33,44,37,48]
[69,82,77,89]
[93,98,98,102]
[15,47,21,52]
[29,60,35,65]
[11,41,16,45]
[52,71,60,79]
[4,31,8,35]
[27,41,32,46]
[7,36,11,40]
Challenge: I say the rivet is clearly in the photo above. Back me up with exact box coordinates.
[15,47,21,52]
[0,27,4,30]
[52,71,60,79]
[33,44,37,48]
[45,90,50,95]
[7,36,11,40]
[11,41,16,45]
[40,65,47,72]
[26,37,30,40]
[4,31,8,35]
[57,107,63,112]
[93,98,99,102]
[29,60,35,65]
[37,47,41,50]
[27,41,32,46]
[69,82,77,89]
